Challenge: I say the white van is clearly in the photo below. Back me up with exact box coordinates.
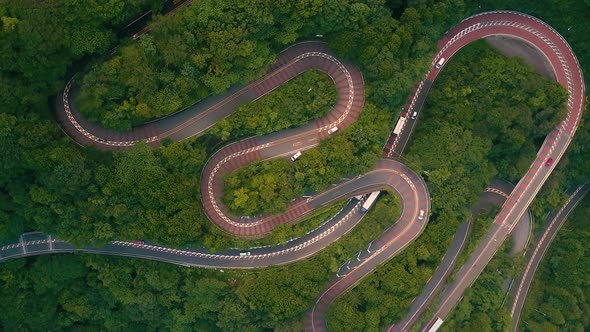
[327,126,339,135]
[411,111,418,120]
[239,251,251,257]
[435,57,445,69]
[291,151,302,161]
[418,209,425,220]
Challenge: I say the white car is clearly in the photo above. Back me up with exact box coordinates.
[418,209,425,220]
[327,126,339,135]
[291,151,302,161]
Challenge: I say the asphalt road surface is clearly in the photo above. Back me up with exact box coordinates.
[509,184,590,331]
[387,179,531,332]
[0,160,428,271]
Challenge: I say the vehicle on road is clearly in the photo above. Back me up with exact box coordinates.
[435,57,445,69]
[133,241,145,245]
[360,191,380,213]
[411,111,418,120]
[393,116,406,136]
[327,126,339,135]
[239,251,251,257]
[545,158,553,167]
[428,317,444,332]
[291,151,302,161]
[418,209,425,220]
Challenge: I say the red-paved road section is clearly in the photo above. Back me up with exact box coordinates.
[200,42,366,238]
[308,11,584,332]
[58,41,366,238]
[410,11,584,332]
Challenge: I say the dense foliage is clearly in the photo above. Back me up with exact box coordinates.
[224,159,303,215]
[212,70,338,140]
[0,0,153,96]
[0,193,400,331]
[520,196,590,330]
[326,40,567,329]
[442,243,522,332]
[410,40,567,184]
[1,0,589,330]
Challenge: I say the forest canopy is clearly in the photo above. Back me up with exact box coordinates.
[1,0,589,331]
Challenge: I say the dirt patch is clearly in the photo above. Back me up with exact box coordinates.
[485,35,556,82]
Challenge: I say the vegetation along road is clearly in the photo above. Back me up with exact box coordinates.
[509,184,590,332]
[0,6,584,332]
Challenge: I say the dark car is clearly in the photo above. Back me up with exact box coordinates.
[545,158,553,167]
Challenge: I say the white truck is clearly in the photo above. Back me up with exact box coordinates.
[360,191,380,213]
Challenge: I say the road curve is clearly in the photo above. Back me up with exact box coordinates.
[308,10,584,332]
[59,41,365,238]
[509,184,590,332]
[200,42,365,238]
[421,11,584,330]
[305,159,430,331]
[0,160,427,270]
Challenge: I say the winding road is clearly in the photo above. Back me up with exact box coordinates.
[1,9,585,332]
[419,11,584,331]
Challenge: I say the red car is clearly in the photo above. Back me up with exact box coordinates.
[133,241,145,245]
[545,158,553,167]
